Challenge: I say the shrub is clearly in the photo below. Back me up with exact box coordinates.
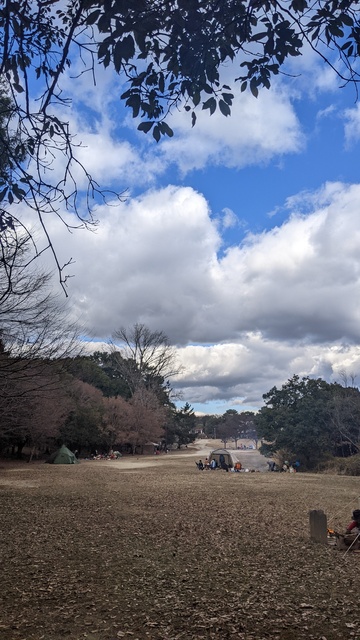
[320,455,360,476]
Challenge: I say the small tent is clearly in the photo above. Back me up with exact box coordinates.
[209,448,244,469]
[46,444,79,465]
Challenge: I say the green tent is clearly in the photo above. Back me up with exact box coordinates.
[46,444,79,465]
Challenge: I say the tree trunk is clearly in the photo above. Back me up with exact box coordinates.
[16,441,25,459]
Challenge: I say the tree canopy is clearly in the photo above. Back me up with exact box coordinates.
[1,1,360,282]
[256,374,360,469]
[169,402,197,449]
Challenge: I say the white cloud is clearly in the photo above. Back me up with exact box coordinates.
[157,85,304,174]
[174,339,360,409]
[316,105,336,120]
[284,39,345,96]
[30,180,360,411]
[12,18,360,415]
[343,103,360,146]
[221,208,238,230]
[37,185,221,342]
[47,59,306,183]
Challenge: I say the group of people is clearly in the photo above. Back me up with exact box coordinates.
[267,459,300,473]
[196,455,243,472]
[197,457,217,470]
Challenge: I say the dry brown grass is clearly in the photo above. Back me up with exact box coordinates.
[1,458,360,640]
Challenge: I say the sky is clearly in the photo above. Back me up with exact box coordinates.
[26,30,360,415]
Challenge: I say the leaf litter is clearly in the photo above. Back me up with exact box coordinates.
[0,461,360,640]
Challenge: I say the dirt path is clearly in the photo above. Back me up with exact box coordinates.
[94,439,268,471]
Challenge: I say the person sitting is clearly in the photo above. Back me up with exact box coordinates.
[343,509,360,548]
[196,459,204,470]
[234,461,242,472]
[204,457,210,470]
[210,458,217,470]
[346,509,360,534]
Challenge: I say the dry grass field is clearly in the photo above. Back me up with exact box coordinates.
[1,453,360,640]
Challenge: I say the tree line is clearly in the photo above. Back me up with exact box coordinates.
[255,374,360,471]
[194,374,360,473]
[0,310,200,460]
[3,284,360,469]
[196,409,257,449]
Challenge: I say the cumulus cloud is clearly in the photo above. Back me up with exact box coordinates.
[211,182,360,343]
[174,339,360,409]
[343,103,360,147]
[32,180,360,411]
[220,208,239,230]
[156,85,304,174]
[16,27,360,414]
[43,58,305,187]
[37,185,221,342]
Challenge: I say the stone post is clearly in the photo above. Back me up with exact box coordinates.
[309,509,328,544]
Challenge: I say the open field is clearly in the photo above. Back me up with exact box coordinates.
[1,454,360,640]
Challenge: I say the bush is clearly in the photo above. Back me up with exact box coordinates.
[320,454,360,476]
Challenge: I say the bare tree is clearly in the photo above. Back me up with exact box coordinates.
[125,388,166,454]
[23,374,72,461]
[57,379,105,454]
[330,384,360,456]
[111,323,180,396]
[101,395,130,453]
[0,230,82,361]
[0,233,83,453]
[338,369,358,389]
[0,360,73,458]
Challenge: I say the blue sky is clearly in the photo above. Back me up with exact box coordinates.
[25,36,360,415]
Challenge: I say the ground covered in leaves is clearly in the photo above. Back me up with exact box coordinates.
[1,456,360,640]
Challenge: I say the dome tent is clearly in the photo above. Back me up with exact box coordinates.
[209,448,244,469]
[46,444,79,465]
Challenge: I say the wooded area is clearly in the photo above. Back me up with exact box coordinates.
[0,315,200,460]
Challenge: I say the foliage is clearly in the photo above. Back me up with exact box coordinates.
[65,353,131,399]
[217,409,257,448]
[58,328,174,455]
[329,383,360,455]
[256,374,360,469]
[170,402,196,449]
[59,379,104,454]
[126,388,166,453]
[101,395,130,451]
[216,410,238,448]
[198,409,257,447]
[320,453,360,475]
[0,266,177,456]
[195,413,220,438]
[1,1,360,281]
